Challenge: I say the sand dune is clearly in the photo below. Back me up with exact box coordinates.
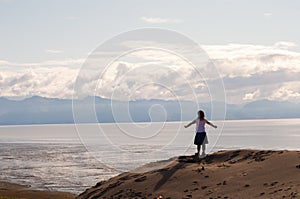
[77,150,300,199]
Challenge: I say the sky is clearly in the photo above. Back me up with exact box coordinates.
[0,0,300,104]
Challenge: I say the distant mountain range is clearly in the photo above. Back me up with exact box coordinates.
[0,96,299,125]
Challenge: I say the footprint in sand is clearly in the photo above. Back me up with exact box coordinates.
[270,181,278,186]
[201,186,207,189]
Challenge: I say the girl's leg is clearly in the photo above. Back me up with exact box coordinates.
[197,145,200,154]
[201,144,206,155]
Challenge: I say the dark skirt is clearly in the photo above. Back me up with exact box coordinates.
[194,132,207,145]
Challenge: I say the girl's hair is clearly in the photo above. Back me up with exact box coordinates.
[198,110,205,120]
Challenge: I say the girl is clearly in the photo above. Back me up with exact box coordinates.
[184,110,217,158]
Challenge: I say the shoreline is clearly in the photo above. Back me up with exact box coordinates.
[0,181,76,199]
[1,149,300,198]
[1,118,300,127]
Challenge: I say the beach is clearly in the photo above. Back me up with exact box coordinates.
[1,121,300,198]
[77,150,300,199]
[0,181,75,199]
[2,0,300,198]
[1,149,299,198]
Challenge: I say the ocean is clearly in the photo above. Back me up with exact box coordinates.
[0,119,299,194]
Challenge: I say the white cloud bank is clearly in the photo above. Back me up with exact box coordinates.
[202,41,300,103]
[0,41,299,104]
[0,67,78,99]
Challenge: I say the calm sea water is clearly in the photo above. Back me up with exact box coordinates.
[0,119,299,194]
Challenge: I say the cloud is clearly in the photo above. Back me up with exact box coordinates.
[91,41,300,103]
[202,42,300,77]
[0,60,10,65]
[268,82,300,102]
[0,41,299,103]
[202,42,300,103]
[0,67,78,98]
[45,49,63,54]
[0,58,83,98]
[270,88,300,101]
[95,60,203,101]
[273,41,297,49]
[141,17,182,24]
[243,90,260,101]
[220,70,300,90]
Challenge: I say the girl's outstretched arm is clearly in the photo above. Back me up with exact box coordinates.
[184,120,196,128]
[206,119,217,128]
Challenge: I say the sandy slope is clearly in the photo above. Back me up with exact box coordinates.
[77,150,300,199]
[0,181,75,199]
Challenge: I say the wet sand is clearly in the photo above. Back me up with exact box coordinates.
[77,150,300,199]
